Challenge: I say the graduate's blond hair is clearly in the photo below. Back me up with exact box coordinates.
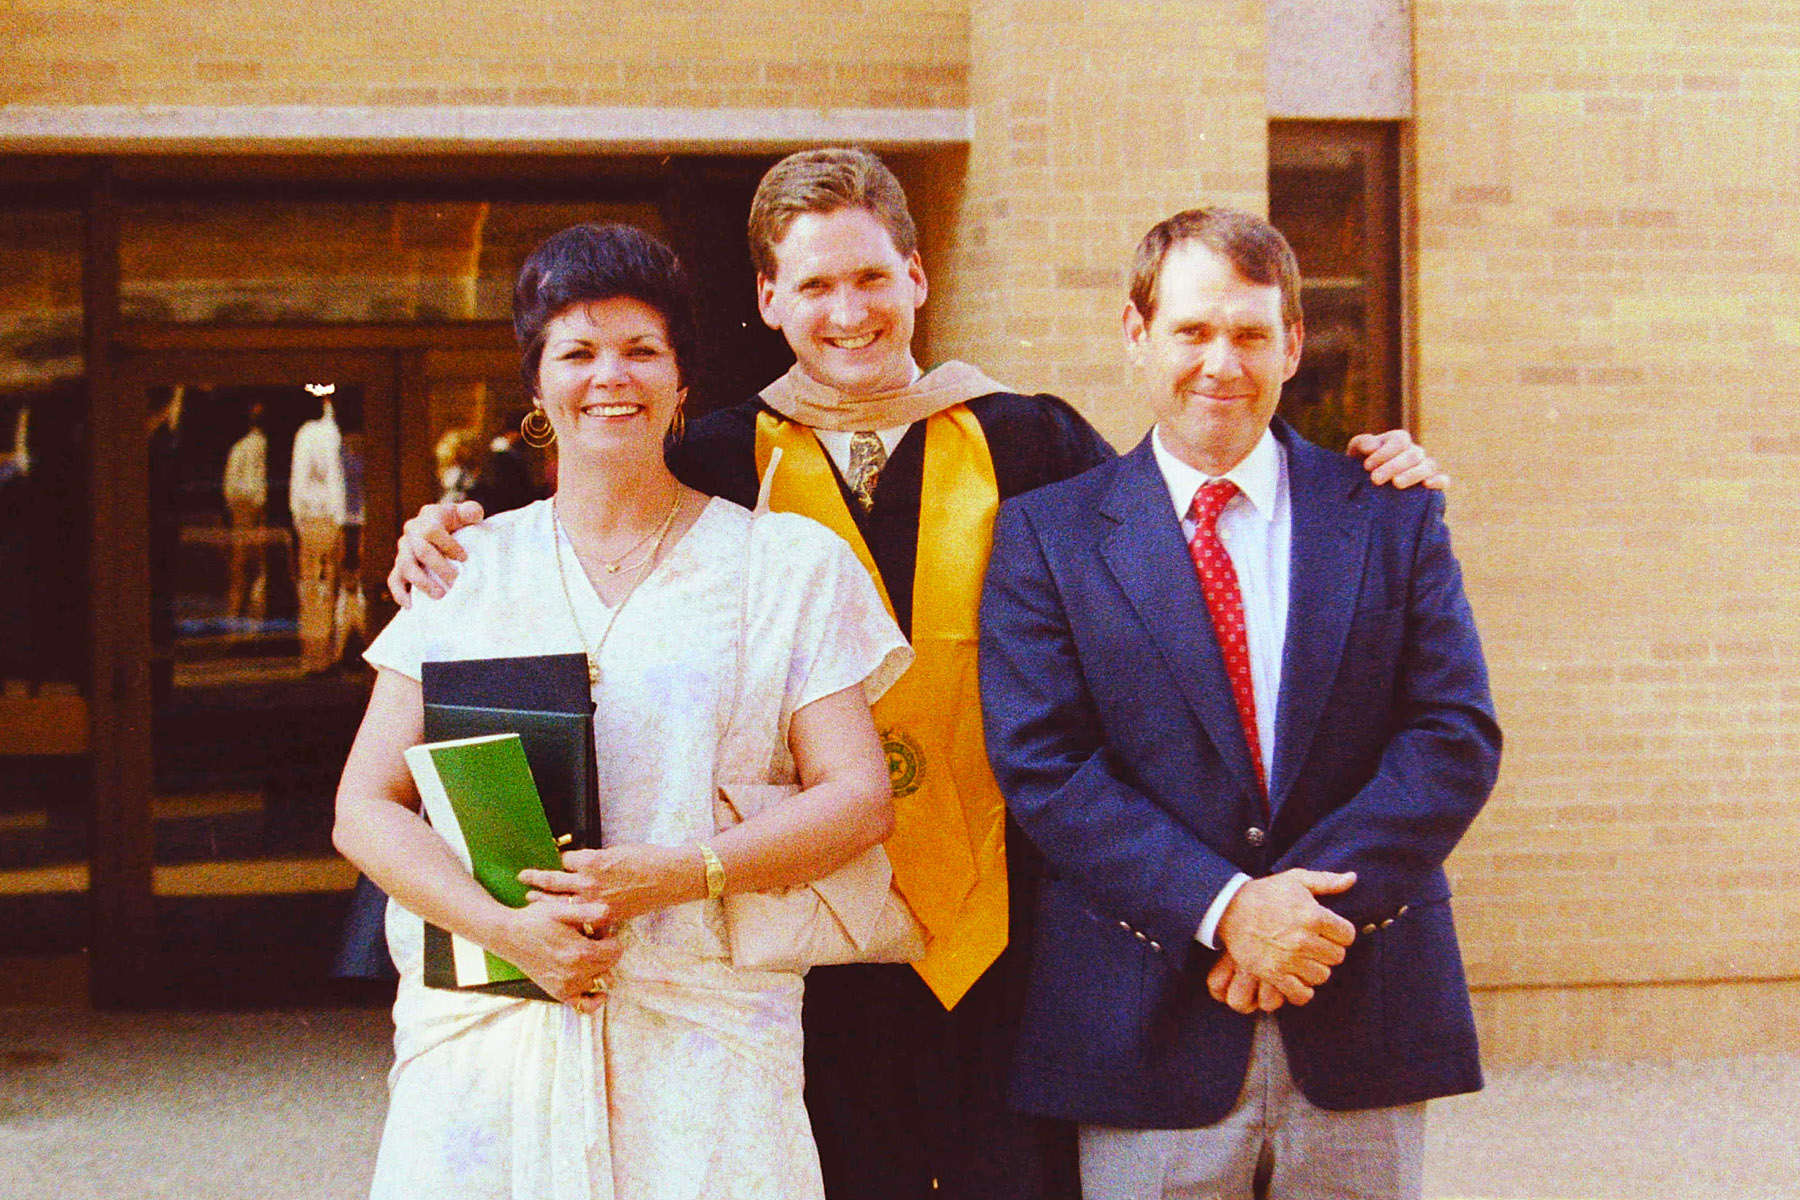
[747,147,919,280]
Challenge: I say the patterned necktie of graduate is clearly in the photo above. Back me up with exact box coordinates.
[1187,479,1266,795]
[845,430,887,512]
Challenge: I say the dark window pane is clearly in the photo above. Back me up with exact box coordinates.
[1270,122,1403,449]
[0,204,89,942]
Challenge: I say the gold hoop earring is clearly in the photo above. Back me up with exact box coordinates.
[521,406,556,449]
[666,400,686,447]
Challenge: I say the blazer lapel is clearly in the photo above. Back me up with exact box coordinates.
[1099,437,1264,801]
[1270,424,1371,814]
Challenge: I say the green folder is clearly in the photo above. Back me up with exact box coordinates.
[423,704,597,849]
[404,733,564,1000]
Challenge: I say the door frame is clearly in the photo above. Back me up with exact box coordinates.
[96,344,402,1004]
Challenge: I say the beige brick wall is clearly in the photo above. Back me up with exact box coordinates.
[0,0,968,109]
[924,0,1269,448]
[1414,0,1800,1051]
[1476,979,1800,1067]
[11,0,1799,1064]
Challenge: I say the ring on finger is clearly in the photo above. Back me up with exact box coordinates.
[581,921,597,938]
[586,975,608,995]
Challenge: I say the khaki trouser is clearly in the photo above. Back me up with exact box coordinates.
[294,517,342,672]
[226,500,267,620]
[1079,1016,1426,1200]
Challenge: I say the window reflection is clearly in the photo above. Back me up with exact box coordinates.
[0,207,85,687]
[0,204,88,951]
[423,352,551,516]
[145,379,371,903]
[147,382,372,689]
[120,200,663,326]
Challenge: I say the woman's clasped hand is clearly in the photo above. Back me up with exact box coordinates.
[494,887,624,1010]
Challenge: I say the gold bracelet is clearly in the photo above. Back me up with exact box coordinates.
[699,844,726,901]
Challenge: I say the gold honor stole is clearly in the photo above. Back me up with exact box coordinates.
[756,406,1007,1010]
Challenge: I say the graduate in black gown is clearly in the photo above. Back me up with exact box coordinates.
[672,387,1108,1200]
[385,148,1445,1200]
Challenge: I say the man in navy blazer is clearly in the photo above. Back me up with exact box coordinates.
[979,208,1501,1199]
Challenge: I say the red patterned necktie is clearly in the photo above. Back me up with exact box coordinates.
[1187,479,1266,795]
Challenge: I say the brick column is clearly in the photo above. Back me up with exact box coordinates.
[926,0,1271,448]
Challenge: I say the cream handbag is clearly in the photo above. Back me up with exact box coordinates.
[713,781,924,971]
[712,495,924,972]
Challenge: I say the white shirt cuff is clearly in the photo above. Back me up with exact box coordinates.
[1196,872,1253,949]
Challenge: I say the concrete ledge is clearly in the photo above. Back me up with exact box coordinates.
[0,105,973,154]
[1474,977,1800,1066]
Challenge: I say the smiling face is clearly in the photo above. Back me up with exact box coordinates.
[533,297,685,465]
[1125,241,1303,476]
[756,206,928,396]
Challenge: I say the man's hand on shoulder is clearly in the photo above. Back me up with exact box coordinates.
[1347,429,1450,490]
[1215,867,1357,1007]
[388,499,485,607]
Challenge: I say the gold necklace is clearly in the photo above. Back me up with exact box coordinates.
[553,492,685,686]
[593,485,683,574]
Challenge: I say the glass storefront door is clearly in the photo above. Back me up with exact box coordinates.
[1,151,790,1007]
[109,351,395,1005]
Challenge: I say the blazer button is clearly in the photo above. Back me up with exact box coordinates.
[1150,940,1163,952]
[1397,905,1410,917]
[1246,826,1266,847]
[1118,920,1132,932]
[1360,923,1377,936]
[1380,918,1395,929]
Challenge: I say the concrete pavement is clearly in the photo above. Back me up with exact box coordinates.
[2,1006,1796,1198]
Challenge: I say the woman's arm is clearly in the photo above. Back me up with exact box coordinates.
[332,668,622,1008]
[520,682,893,922]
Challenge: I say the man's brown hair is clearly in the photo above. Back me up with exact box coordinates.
[1128,207,1303,329]
[747,147,919,279]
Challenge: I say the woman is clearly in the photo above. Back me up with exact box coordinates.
[333,223,910,1199]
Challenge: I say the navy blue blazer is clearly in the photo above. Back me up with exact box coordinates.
[978,420,1501,1129]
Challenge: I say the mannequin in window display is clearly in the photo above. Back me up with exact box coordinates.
[334,428,369,664]
[222,401,269,626]
[289,392,347,673]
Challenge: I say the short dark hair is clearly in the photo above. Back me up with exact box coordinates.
[747,147,919,279]
[1128,208,1303,329]
[513,223,700,395]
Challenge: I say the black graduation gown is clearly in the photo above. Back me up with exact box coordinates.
[671,391,1115,1200]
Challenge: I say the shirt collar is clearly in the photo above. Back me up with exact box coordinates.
[1151,424,1282,522]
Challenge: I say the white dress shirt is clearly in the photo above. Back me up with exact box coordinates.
[808,360,922,478]
[1149,425,1292,948]
[812,423,910,478]
[290,408,347,524]
[223,427,267,508]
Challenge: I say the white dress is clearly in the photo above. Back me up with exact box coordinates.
[361,497,911,1200]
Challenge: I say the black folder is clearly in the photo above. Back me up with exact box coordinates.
[417,652,599,999]
[332,652,600,988]
[420,653,600,849]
